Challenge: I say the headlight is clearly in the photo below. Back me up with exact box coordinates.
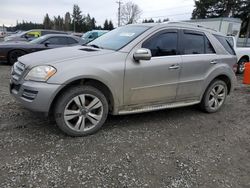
[25,65,56,82]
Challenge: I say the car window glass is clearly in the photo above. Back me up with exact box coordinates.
[205,36,216,54]
[44,37,68,45]
[142,32,178,57]
[183,32,204,54]
[67,37,78,44]
[214,35,236,55]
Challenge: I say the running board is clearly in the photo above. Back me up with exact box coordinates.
[118,100,200,115]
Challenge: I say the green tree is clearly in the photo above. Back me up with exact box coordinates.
[142,18,154,23]
[108,20,114,30]
[72,4,83,32]
[64,12,71,31]
[43,13,52,29]
[103,19,109,30]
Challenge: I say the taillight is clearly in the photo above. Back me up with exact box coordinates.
[233,63,238,73]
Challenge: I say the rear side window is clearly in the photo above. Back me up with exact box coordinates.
[205,36,216,54]
[44,37,68,45]
[214,35,235,55]
[183,32,204,54]
[142,32,178,57]
[67,37,78,44]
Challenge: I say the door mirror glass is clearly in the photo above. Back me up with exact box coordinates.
[133,48,152,61]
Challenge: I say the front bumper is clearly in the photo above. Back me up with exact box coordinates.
[10,80,61,113]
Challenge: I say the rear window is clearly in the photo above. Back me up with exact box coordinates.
[214,35,235,55]
[183,32,204,54]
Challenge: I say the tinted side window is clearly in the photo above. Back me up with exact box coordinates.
[142,32,178,57]
[183,32,204,54]
[67,37,78,44]
[205,36,216,54]
[44,37,68,45]
[214,35,235,55]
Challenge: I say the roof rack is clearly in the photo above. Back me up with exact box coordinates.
[167,21,218,32]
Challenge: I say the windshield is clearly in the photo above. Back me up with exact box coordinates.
[29,35,47,44]
[88,25,150,50]
[82,31,91,39]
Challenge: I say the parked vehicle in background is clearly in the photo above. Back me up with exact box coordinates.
[10,22,237,136]
[71,32,83,38]
[81,30,109,44]
[0,34,84,65]
[4,29,68,42]
[0,27,7,38]
[0,31,7,38]
[227,36,250,74]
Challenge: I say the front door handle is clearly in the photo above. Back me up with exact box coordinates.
[169,64,180,69]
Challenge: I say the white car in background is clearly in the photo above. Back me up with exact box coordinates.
[228,36,250,74]
[0,29,7,38]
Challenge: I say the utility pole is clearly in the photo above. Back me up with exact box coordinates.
[116,0,122,27]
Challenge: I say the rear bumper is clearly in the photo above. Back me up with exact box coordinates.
[10,80,61,114]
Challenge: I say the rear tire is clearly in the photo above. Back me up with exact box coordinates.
[54,85,109,136]
[8,50,26,65]
[200,79,228,113]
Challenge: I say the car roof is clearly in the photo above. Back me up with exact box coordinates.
[26,29,67,33]
[128,21,223,35]
[42,34,81,41]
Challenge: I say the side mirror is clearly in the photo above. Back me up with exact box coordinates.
[133,48,152,61]
[44,41,50,47]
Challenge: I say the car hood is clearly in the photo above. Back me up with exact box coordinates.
[0,41,30,47]
[18,45,115,67]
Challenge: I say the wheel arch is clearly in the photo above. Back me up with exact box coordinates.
[238,55,249,63]
[7,49,27,62]
[201,74,233,101]
[48,78,115,116]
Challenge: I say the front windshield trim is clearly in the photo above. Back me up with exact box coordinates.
[88,25,152,51]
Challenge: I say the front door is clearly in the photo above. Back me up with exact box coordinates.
[124,29,181,106]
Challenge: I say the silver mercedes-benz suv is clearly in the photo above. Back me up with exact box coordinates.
[10,22,237,136]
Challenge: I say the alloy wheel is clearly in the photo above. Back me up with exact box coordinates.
[208,84,226,111]
[63,94,103,132]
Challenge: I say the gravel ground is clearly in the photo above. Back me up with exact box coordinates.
[0,63,250,188]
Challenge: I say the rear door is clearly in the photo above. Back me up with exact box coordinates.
[177,30,217,100]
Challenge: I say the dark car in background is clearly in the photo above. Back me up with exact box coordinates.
[4,29,68,42]
[0,34,84,65]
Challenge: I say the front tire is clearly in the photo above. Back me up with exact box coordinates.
[200,80,228,113]
[8,50,26,65]
[54,86,108,136]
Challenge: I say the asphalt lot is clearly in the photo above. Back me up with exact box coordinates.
[0,62,250,188]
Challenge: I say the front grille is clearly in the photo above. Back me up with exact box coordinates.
[11,62,26,82]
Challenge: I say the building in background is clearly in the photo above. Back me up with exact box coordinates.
[186,17,249,47]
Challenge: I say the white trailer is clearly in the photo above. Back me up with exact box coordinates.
[186,17,242,39]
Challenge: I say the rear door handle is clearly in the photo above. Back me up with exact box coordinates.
[210,60,218,64]
[169,64,180,69]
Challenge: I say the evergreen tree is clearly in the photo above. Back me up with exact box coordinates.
[72,4,83,32]
[64,12,71,31]
[103,19,109,30]
[43,13,51,29]
[108,20,114,30]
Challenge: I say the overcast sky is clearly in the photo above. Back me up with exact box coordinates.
[0,0,195,27]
